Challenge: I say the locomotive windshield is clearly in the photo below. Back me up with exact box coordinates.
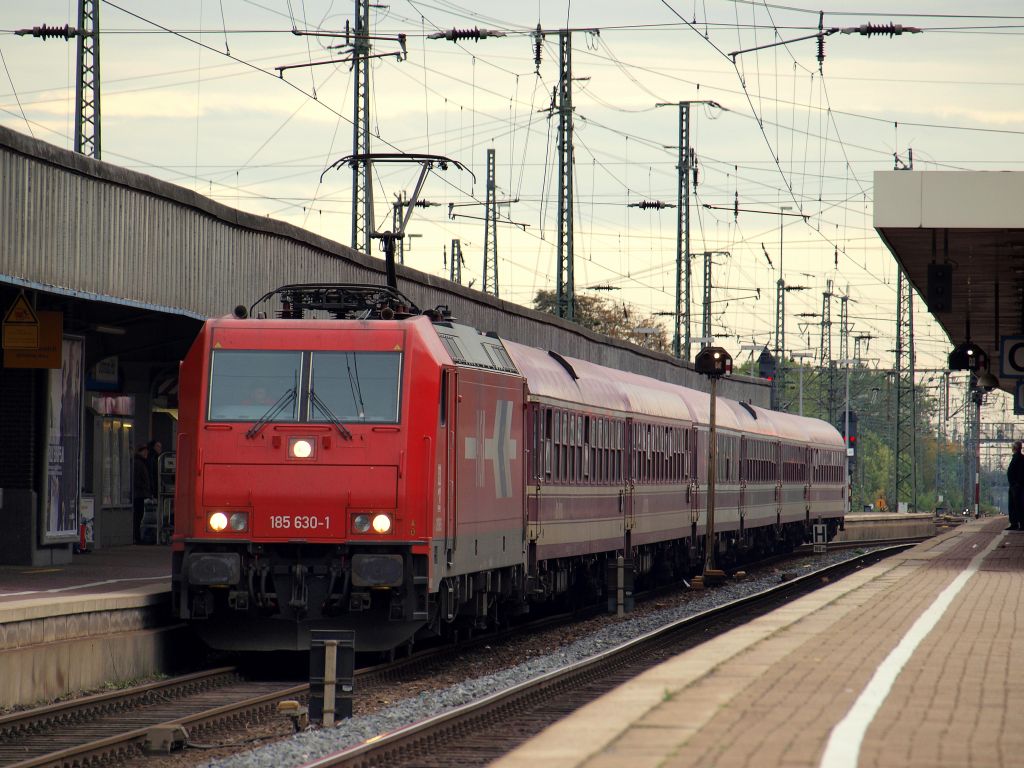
[207,349,401,424]
[310,352,401,423]
[208,350,301,421]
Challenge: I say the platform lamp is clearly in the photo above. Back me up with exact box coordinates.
[694,345,733,587]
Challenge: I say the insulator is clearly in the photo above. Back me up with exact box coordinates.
[856,23,903,37]
[17,24,78,40]
[442,27,482,42]
[533,24,543,72]
[817,11,825,73]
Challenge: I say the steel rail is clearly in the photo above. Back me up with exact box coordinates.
[296,546,912,768]
[0,667,305,768]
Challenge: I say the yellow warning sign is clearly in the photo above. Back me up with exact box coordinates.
[4,311,62,368]
[2,293,40,349]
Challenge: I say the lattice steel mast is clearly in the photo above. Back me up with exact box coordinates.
[555,30,575,321]
[483,148,499,296]
[74,0,101,158]
[893,267,918,510]
[819,280,835,424]
[450,239,463,284]
[351,0,371,255]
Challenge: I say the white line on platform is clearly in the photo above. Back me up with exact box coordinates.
[0,575,167,597]
[819,530,1004,768]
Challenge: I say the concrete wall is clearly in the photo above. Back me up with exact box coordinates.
[0,588,188,709]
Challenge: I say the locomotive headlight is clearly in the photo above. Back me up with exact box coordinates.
[229,512,248,532]
[208,512,229,532]
[352,514,371,533]
[290,438,314,459]
[371,513,393,534]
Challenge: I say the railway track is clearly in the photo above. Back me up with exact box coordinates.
[0,666,307,768]
[0,538,924,768]
[293,545,912,768]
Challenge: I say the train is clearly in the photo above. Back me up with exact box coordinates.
[171,283,846,652]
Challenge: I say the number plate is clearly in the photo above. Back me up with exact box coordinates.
[265,514,335,533]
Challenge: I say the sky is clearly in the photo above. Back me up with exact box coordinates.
[2,0,1024,407]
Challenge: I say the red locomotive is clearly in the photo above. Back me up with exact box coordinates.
[171,284,845,652]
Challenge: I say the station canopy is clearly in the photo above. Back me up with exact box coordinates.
[874,170,1024,395]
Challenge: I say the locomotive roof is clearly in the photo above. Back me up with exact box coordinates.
[501,339,843,448]
[431,321,519,374]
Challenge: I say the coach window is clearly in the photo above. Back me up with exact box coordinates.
[644,425,652,483]
[571,413,579,482]
[209,350,302,421]
[581,415,589,481]
[605,420,611,484]
[544,408,553,480]
[533,408,542,481]
[631,426,639,482]
[583,416,592,481]
[565,411,573,483]
[551,410,561,482]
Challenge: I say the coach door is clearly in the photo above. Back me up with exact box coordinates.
[623,418,635,550]
[775,441,783,528]
[689,426,702,528]
[738,436,747,532]
[805,446,813,517]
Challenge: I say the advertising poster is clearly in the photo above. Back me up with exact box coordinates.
[42,336,83,544]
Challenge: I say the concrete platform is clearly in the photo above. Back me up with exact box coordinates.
[836,512,936,542]
[0,546,178,709]
[494,517,1018,768]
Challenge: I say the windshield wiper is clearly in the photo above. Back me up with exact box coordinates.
[345,353,367,420]
[309,389,353,440]
[246,387,297,439]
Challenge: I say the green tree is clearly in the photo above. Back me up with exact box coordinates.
[532,290,670,353]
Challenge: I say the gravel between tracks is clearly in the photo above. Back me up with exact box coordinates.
[187,546,881,768]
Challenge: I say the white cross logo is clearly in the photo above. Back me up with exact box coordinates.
[464,400,517,498]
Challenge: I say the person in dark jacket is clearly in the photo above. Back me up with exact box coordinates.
[146,439,163,494]
[133,444,153,543]
[1007,441,1024,530]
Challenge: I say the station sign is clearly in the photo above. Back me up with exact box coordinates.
[812,523,827,553]
[1000,335,1024,379]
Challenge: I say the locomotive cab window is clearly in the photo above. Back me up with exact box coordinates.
[207,349,402,424]
[310,351,401,423]
[208,350,302,422]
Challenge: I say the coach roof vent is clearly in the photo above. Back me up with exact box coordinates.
[547,350,579,380]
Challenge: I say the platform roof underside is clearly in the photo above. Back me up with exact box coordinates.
[874,171,1024,395]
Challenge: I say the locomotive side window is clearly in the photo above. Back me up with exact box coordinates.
[310,351,402,423]
[208,350,302,422]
